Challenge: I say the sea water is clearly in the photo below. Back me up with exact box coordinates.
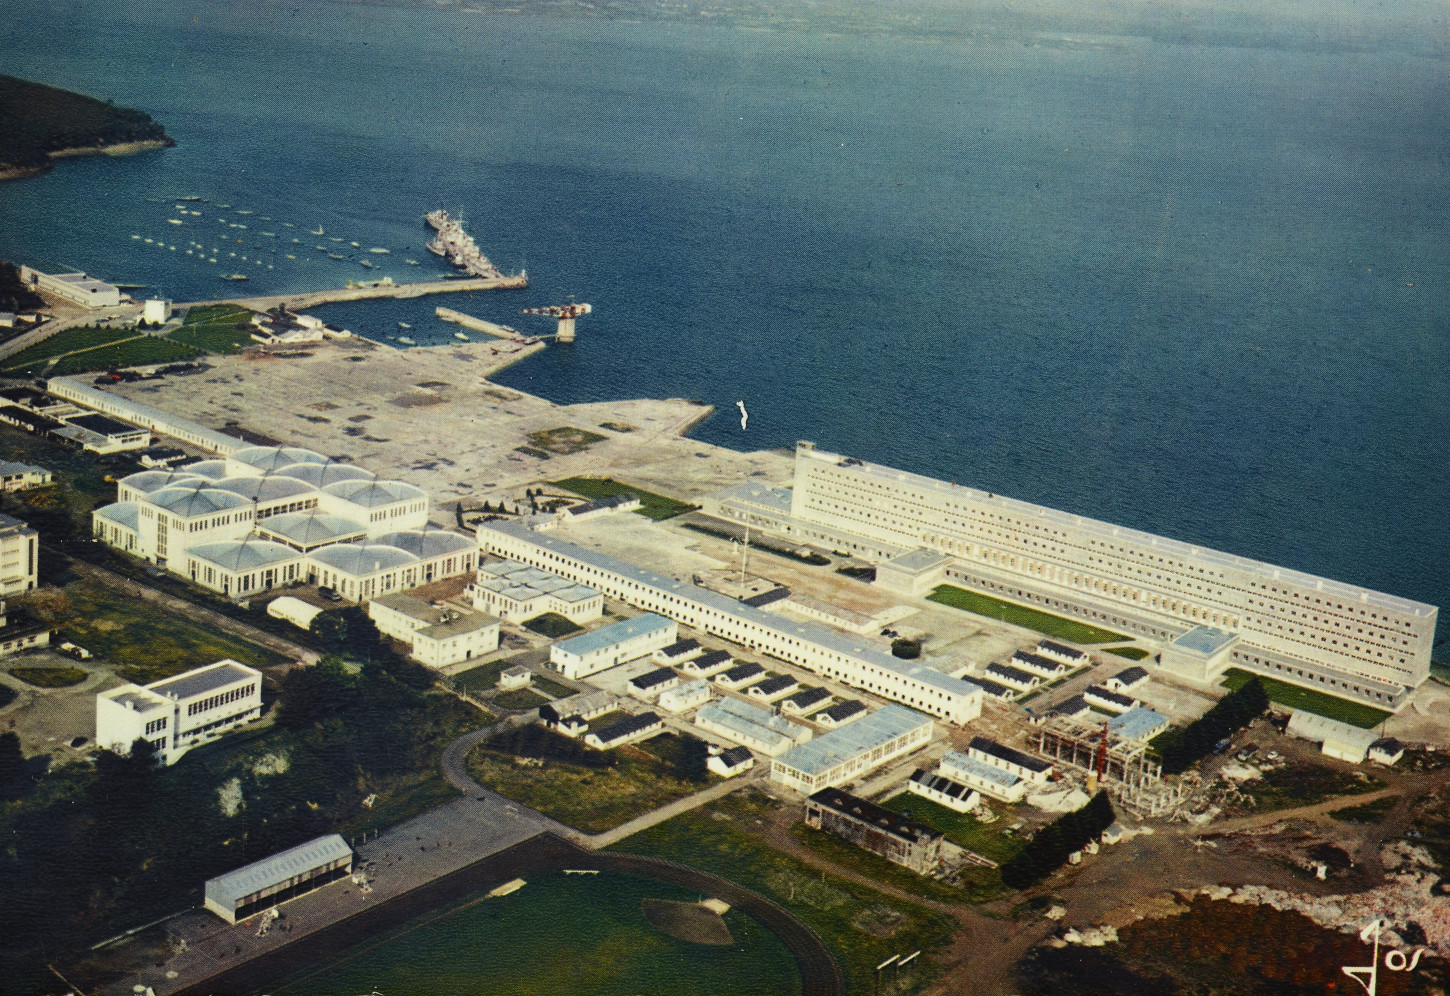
[1,0,1446,632]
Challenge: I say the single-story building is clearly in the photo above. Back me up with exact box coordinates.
[681,649,734,677]
[907,768,981,813]
[814,699,867,727]
[1369,738,1406,766]
[707,745,755,778]
[748,674,800,702]
[780,686,832,716]
[1104,666,1150,694]
[585,711,663,750]
[1286,710,1380,764]
[714,661,765,689]
[658,678,712,713]
[1035,640,1088,667]
[266,595,322,631]
[499,664,532,691]
[549,614,678,680]
[628,666,681,701]
[203,834,353,924]
[1084,684,1139,714]
[653,637,702,665]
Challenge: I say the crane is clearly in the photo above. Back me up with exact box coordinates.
[519,302,592,342]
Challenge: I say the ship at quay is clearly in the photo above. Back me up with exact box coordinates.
[425,207,506,279]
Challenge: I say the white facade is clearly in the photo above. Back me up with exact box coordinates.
[0,460,52,492]
[96,660,262,765]
[658,678,712,713]
[549,614,678,680]
[907,770,981,813]
[19,266,121,308]
[782,442,1435,708]
[368,592,499,669]
[768,705,933,794]
[479,521,984,725]
[143,299,172,324]
[0,514,39,595]
[267,595,323,630]
[47,378,246,453]
[469,559,602,624]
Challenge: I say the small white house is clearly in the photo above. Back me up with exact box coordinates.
[499,664,532,691]
[707,745,755,778]
[585,711,663,750]
[1369,738,1405,766]
[907,769,981,813]
[142,299,173,325]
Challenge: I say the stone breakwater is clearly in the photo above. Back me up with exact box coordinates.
[1199,841,1450,955]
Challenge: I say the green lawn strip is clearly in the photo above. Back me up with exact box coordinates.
[0,325,135,370]
[927,585,1125,644]
[1328,795,1401,824]
[1243,764,1387,815]
[452,660,514,694]
[493,688,549,710]
[1219,668,1390,729]
[880,792,1027,866]
[465,731,710,833]
[48,336,201,375]
[166,321,254,354]
[523,612,583,638]
[20,578,286,683]
[1105,647,1151,661]
[532,675,575,698]
[551,476,698,521]
[182,304,252,325]
[609,794,959,993]
[1147,726,1184,760]
[8,666,88,688]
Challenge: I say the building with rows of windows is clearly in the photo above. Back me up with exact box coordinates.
[707,442,1435,710]
[96,660,263,765]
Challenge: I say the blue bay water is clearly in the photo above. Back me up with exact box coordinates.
[1,0,1447,635]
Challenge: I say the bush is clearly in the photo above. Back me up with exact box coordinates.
[1000,791,1115,889]
[1159,678,1269,775]
[891,638,922,659]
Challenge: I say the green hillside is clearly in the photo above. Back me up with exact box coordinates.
[0,73,172,171]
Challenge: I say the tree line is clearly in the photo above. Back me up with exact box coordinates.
[1159,678,1269,775]
[1000,790,1116,890]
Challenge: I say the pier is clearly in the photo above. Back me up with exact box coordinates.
[436,306,536,343]
[184,272,529,312]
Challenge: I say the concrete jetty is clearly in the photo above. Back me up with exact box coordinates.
[436,306,534,342]
[185,272,529,313]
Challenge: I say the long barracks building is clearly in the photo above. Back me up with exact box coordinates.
[745,442,1435,710]
[478,520,983,724]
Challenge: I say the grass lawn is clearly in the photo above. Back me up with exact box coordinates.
[526,426,607,455]
[552,476,698,521]
[523,612,583,638]
[928,585,1125,644]
[48,336,201,375]
[610,790,959,994]
[493,688,549,710]
[8,666,88,688]
[466,729,713,833]
[1242,764,1386,815]
[1329,795,1401,824]
[1105,646,1151,661]
[20,579,287,683]
[166,303,257,354]
[452,659,516,694]
[1220,668,1391,729]
[0,325,134,371]
[880,792,1026,866]
[532,674,575,698]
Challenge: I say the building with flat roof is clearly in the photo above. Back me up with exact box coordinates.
[873,547,952,597]
[769,704,933,794]
[56,412,149,453]
[695,695,811,756]
[479,520,984,725]
[96,660,262,765]
[47,377,246,452]
[805,788,944,875]
[18,266,121,308]
[658,677,712,713]
[469,559,602,624]
[0,513,39,595]
[1107,705,1170,742]
[368,592,499,669]
[549,614,678,680]
[204,834,353,923]
[719,442,1436,711]
[0,460,52,492]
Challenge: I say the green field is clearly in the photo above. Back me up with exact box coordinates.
[453,659,519,694]
[880,792,1027,865]
[0,325,134,371]
[1219,668,1391,729]
[467,729,712,833]
[20,578,286,683]
[165,303,257,353]
[1105,646,1151,661]
[47,335,201,375]
[532,674,575,698]
[524,612,584,638]
[527,426,608,455]
[494,688,550,710]
[612,791,959,993]
[8,666,88,688]
[928,585,1126,643]
[552,476,698,521]
[0,423,121,541]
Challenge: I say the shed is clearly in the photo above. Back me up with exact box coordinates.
[1286,710,1379,764]
[266,595,323,631]
[204,834,352,923]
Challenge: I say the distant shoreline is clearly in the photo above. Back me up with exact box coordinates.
[0,137,173,182]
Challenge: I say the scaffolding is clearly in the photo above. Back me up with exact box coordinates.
[1036,716,1186,817]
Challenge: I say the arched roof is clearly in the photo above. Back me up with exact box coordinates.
[373,528,473,559]
[322,478,427,508]
[148,485,252,517]
[210,475,316,503]
[119,470,206,494]
[188,537,302,572]
[308,542,417,575]
[258,511,367,546]
[230,445,331,473]
[180,459,229,480]
[274,461,376,487]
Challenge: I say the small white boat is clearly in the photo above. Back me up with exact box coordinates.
[397,322,412,329]
[405,259,419,265]
[369,247,390,254]
[397,336,416,345]
[454,332,469,341]
[286,254,296,259]
[168,218,183,225]
[131,234,140,239]
[236,209,253,215]
[311,225,324,235]
[350,241,360,247]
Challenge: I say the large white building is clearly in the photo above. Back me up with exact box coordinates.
[368,592,499,669]
[468,559,603,624]
[96,660,263,765]
[708,442,1435,710]
[768,704,934,794]
[478,521,984,724]
[0,513,39,595]
[18,266,121,308]
[89,444,472,602]
[548,613,678,680]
